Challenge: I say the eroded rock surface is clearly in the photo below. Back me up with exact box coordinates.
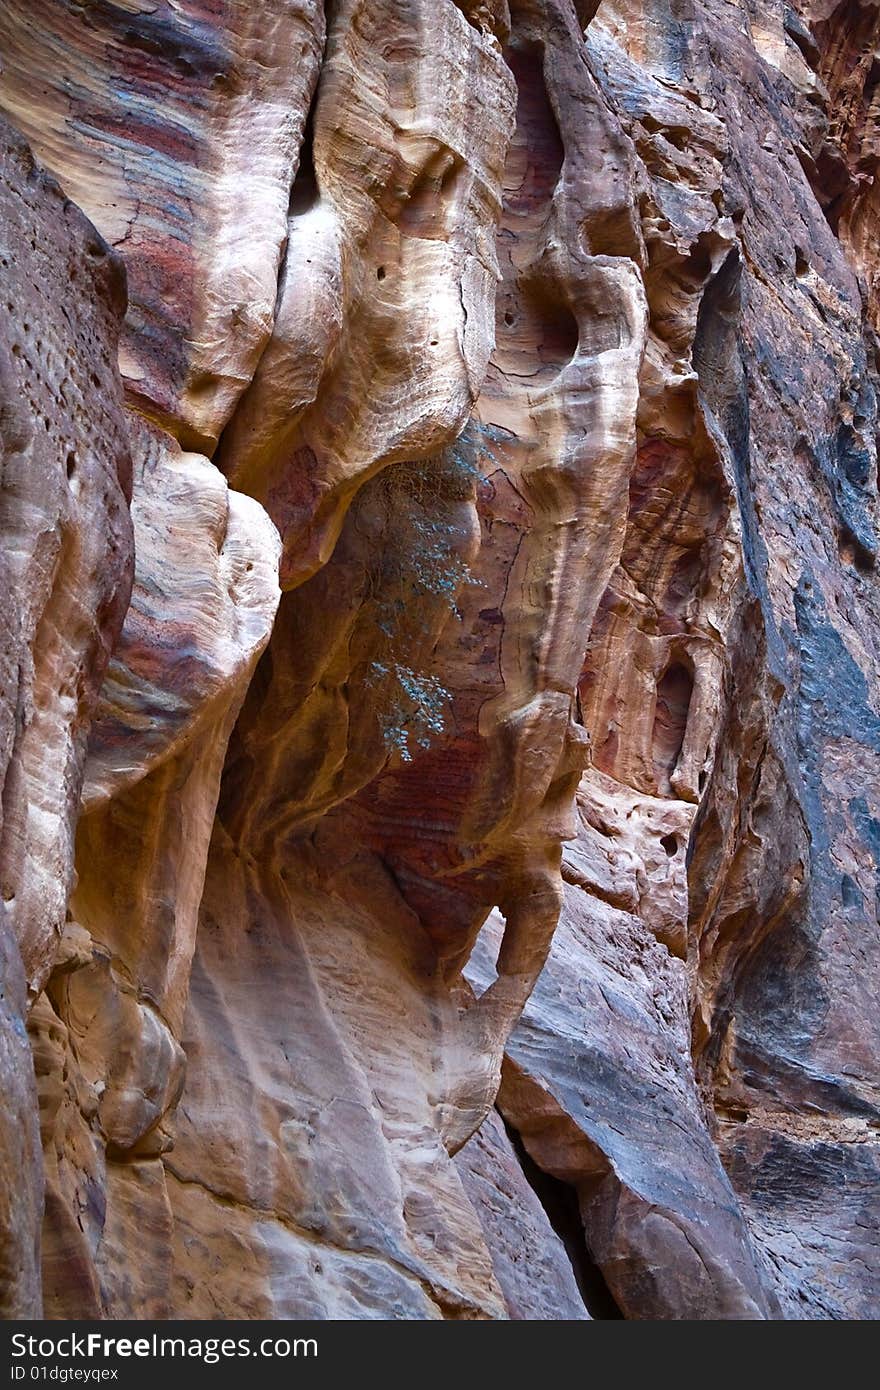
[0,0,322,451]
[0,116,133,1317]
[1,0,879,1320]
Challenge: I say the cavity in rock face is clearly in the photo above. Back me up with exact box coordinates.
[0,0,879,1321]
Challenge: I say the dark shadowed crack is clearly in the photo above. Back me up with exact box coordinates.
[499,1112,623,1318]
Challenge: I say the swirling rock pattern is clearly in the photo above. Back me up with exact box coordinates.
[0,0,322,451]
[1,0,879,1320]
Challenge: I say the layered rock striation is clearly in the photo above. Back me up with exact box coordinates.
[0,0,878,1319]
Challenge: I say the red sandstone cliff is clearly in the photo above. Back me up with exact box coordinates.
[0,0,878,1319]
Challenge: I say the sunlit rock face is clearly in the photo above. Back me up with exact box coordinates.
[1,0,879,1320]
[0,0,322,452]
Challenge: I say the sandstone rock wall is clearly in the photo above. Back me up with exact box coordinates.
[0,0,878,1319]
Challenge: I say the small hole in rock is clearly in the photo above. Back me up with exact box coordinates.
[377,266,386,281]
[660,833,678,857]
[66,451,77,480]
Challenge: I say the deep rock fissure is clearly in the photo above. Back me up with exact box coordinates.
[499,1112,623,1319]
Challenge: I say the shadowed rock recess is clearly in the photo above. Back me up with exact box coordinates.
[0,0,878,1321]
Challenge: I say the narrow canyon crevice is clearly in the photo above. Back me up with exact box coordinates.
[500,1114,624,1320]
